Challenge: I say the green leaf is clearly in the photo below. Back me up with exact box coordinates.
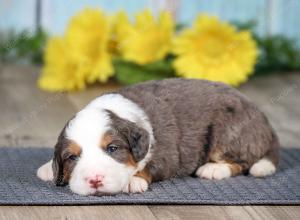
[175,23,187,31]
[113,58,175,85]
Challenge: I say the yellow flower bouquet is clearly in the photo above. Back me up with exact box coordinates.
[38,8,258,92]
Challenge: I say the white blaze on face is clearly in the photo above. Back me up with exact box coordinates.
[65,108,135,195]
[64,94,154,195]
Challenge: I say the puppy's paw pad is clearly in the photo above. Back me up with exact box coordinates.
[196,163,231,180]
[123,176,148,193]
[37,160,53,181]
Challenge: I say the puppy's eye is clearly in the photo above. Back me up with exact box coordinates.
[106,144,118,153]
[67,155,78,161]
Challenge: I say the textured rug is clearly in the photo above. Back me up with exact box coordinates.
[0,147,299,205]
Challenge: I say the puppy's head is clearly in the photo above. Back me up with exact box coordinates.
[38,108,150,195]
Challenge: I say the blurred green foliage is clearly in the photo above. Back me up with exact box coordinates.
[255,36,300,74]
[0,28,47,64]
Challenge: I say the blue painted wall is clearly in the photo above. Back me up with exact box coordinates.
[0,0,299,41]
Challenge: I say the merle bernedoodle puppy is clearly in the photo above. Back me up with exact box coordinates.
[37,79,279,196]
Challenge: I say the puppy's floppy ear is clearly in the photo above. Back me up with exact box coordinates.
[127,124,150,162]
[36,143,65,185]
[53,142,68,186]
[37,160,54,181]
[51,127,72,187]
[107,110,150,162]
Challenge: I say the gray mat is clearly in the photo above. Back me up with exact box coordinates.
[0,147,300,205]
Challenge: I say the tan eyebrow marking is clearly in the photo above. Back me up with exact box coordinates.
[68,141,81,156]
[100,132,113,149]
[100,132,138,168]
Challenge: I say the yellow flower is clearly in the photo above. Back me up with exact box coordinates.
[172,15,258,86]
[38,37,84,91]
[38,8,113,91]
[114,10,174,65]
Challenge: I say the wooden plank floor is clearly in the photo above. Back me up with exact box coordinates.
[0,64,299,220]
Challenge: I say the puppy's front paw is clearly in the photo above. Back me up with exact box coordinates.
[196,162,231,180]
[123,176,148,193]
[37,160,53,181]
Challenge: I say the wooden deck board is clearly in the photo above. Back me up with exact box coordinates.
[0,64,299,220]
[0,206,158,220]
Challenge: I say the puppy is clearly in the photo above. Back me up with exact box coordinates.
[37,78,279,196]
